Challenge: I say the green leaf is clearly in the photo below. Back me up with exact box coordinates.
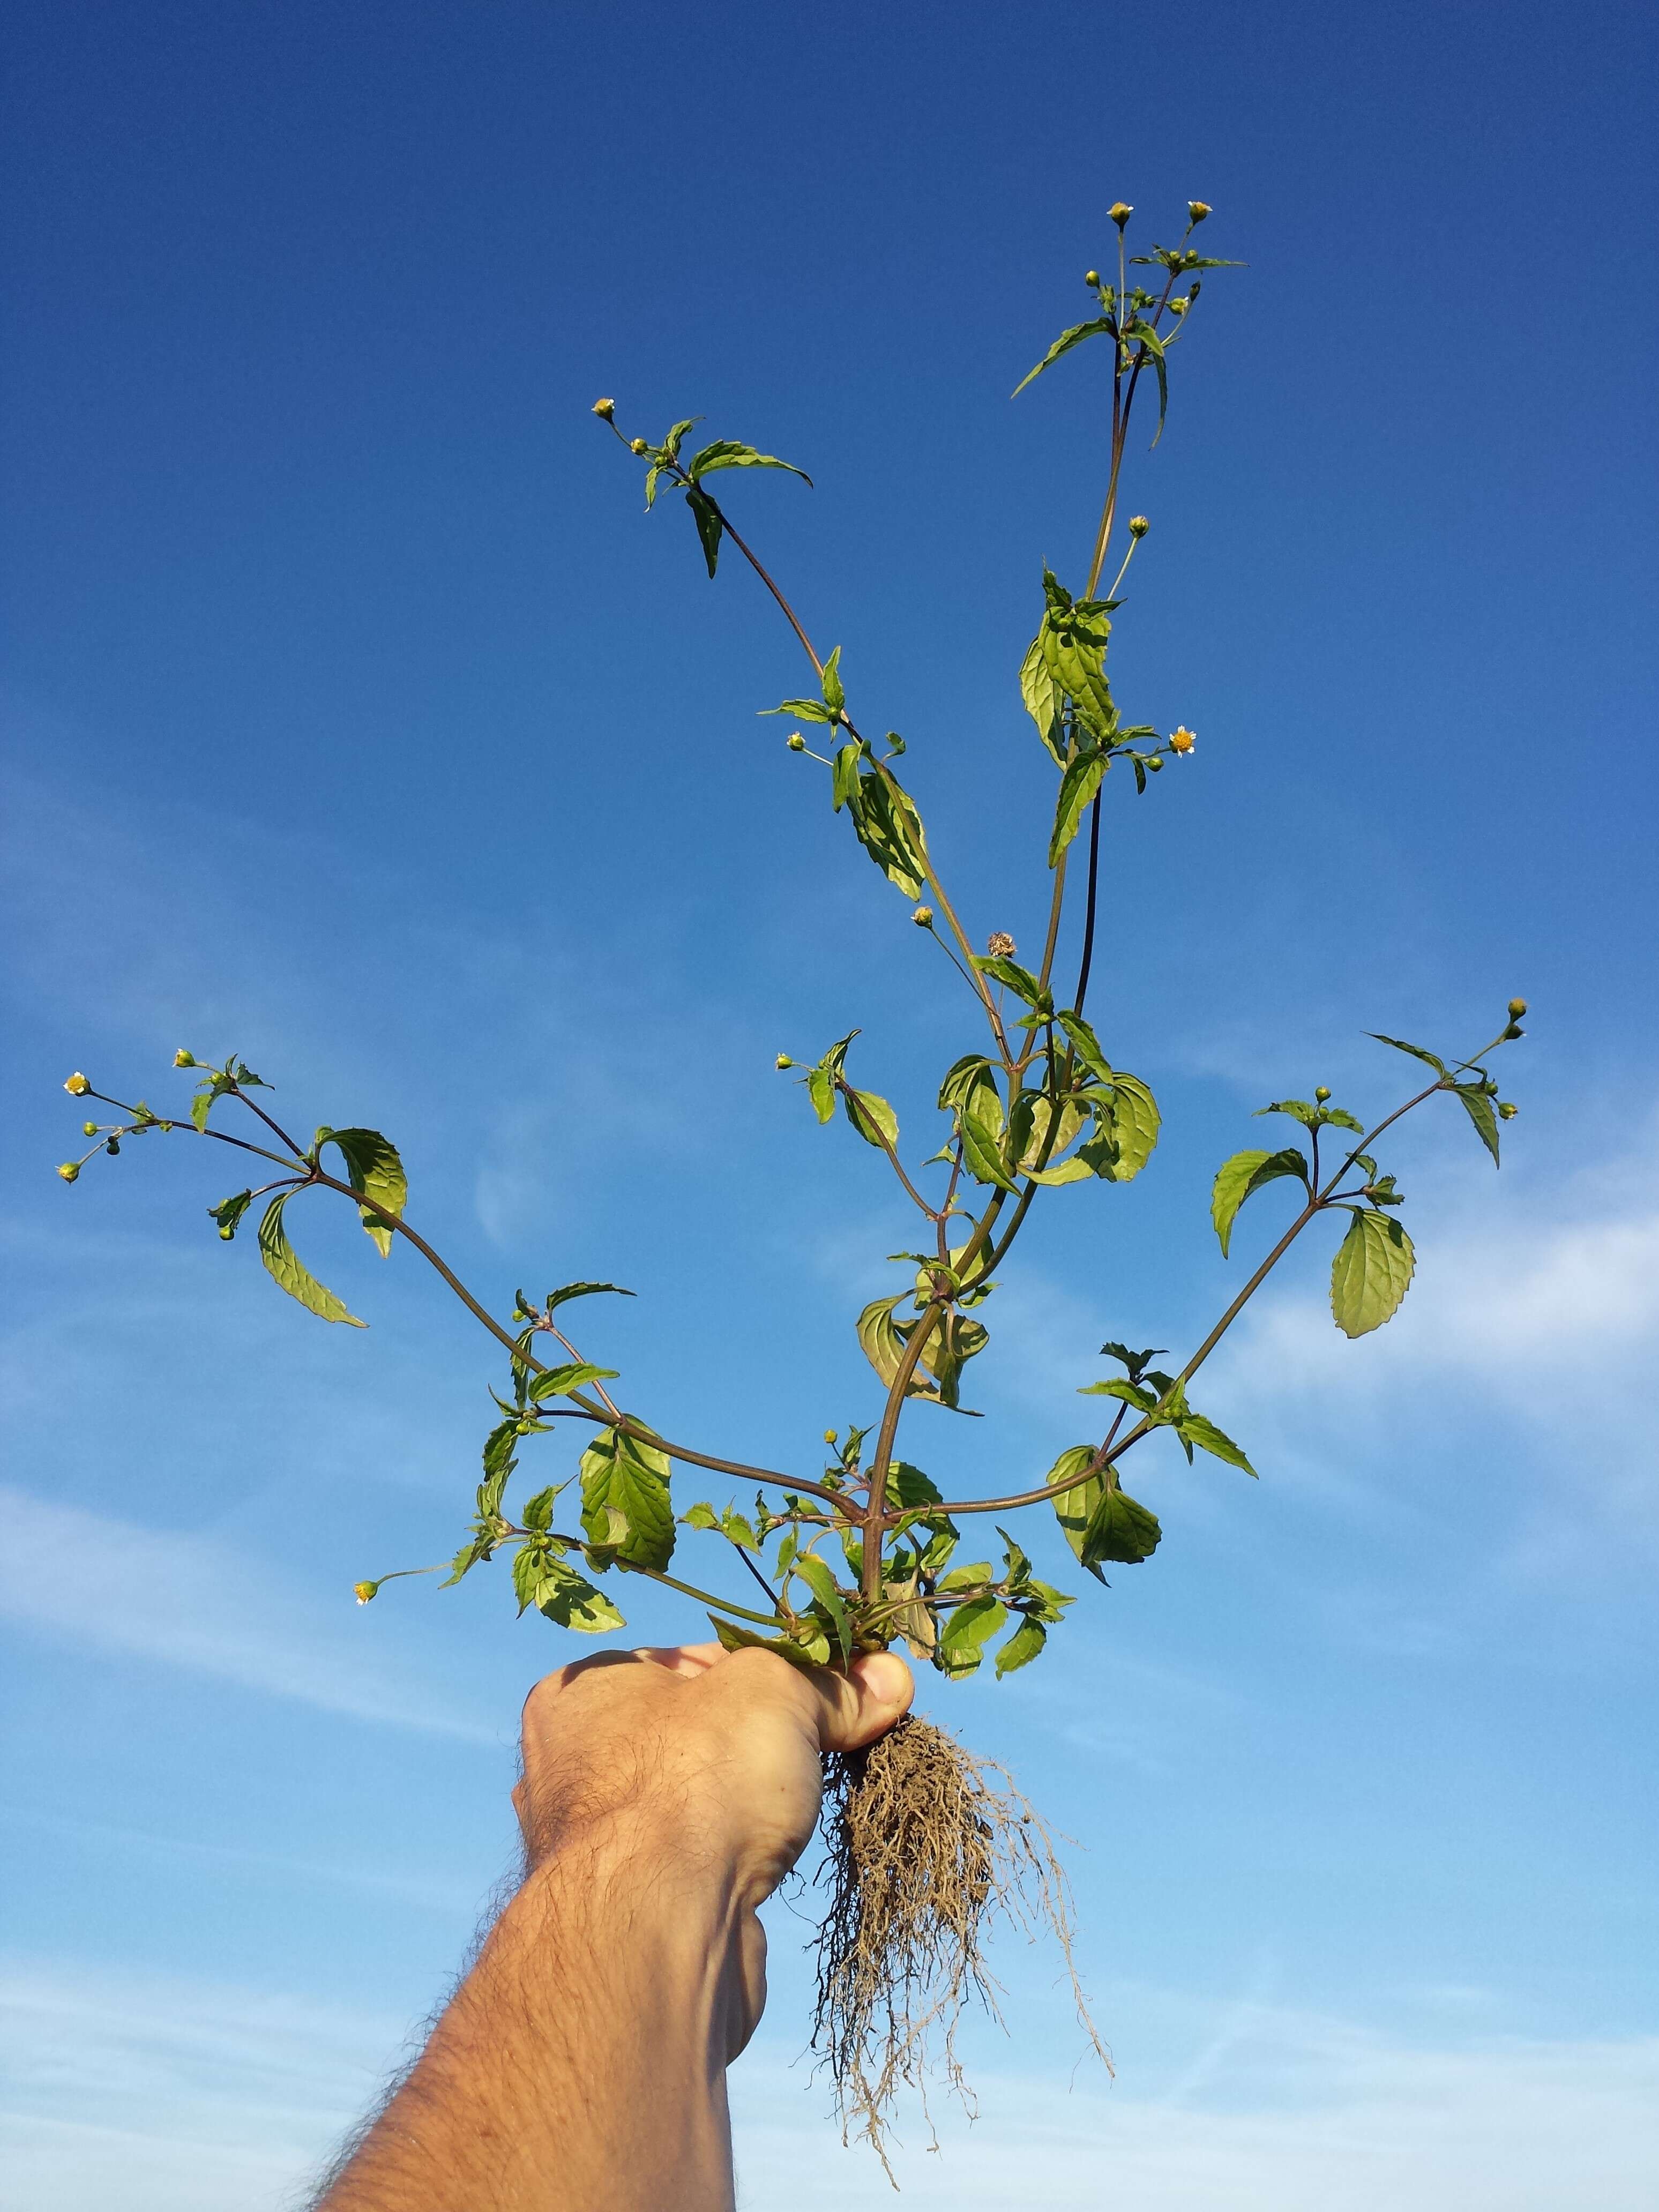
[545,1281,636,1312]
[257,1194,365,1327]
[521,1485,559,1533]
[537,1559,626,1633]
[1080,1484,1162,1567]
[709,1616,826,1670]
[831,742,860,812]
[1369,1034,1448,1077]
[1330,1210,1417,1338]
[1049,749,1108,868]
[995,1616,1048,1677]
[1453,1083,1501,1167]
[1079,1377,1156,1410]
[316,1127,407,1257]
[1258,1098,1366,1133]
[937,1595,1008,1678]
[791,1555,852,1665]
[1012,315,1114,398]
[207,1189,254,1239]
[1056,1008,1112,1083]
[578,1427,676,1568]
[1019,637,1064,763]
[842,1087,899,1149]
[1175,1410,1257,1475]
[1210,1146,1310,1257]
[1047,1445,1108,1583]
[846,768,929,898]
[681,1500,719,1530]
[764,695,836,723]
[820,646,846,718]
[684,439,812,487]
[855,1294,909,1387]
[528,1361,619,1401]
[685,487,724,577]
[806,1064,836,1123]
[1102,1073,1160,1180]
[974,954,1049,1008]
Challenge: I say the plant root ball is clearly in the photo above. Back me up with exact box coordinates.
[810,1713,1107,2171]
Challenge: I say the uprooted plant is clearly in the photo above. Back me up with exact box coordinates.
[57,198,1527,2165]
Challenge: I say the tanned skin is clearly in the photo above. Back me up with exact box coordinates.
[313,1641,914,2211]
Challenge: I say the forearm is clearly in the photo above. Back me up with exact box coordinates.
[319,1815,750,2212]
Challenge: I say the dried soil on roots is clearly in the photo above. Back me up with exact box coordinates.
[810,1713,1107,2173]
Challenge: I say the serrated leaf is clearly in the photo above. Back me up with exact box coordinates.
[257,1194,365,1327]
[791,1555,852,1665]
[1330,1210,1416,1338]
[842,1087,899,1149]
[545,1281,636,1312]
[974,954,1049,1008]
[1019,637,1064,763]
[1102,1073,1160,1180]
[709,1616,826,1670]
[578,1427,676,1569]
[1079,1377,1156,1409]
[685,486,723,577]
[1080,1485,1161,1567]
[316,1127,407,1257]
[207,1189,254,1238]
[681,1500,719,1530]
[1047,1445,1108,1583]
[995,1616,1048,1677]
[684,439,812,487]
[1056,1008,1112,1083]
[537,1559,626,1633]
[1012,315,1114,398]
[831,742,860,812]
[528,1361,619,1402]
[846,768,928,898]
[1369,1034,1448,1077]
[806,1064,836,1123]
[820,646,846,718]
[937,1595,1008,1678]
[1049,749,1108,868]
[1175,1410,1257,1475]
[1211,1146,1310,1257]
[1453,1084,1501,1167]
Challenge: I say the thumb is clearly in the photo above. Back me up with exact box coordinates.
[807,1649,914,1753]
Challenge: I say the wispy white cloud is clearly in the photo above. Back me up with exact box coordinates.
[0,1961,406,2212]
[8,1958,1655,2212]
[730,2001,1659,2210]
[0,1485,496,1741]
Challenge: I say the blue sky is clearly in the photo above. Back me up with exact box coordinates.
[3,2,1656,2204]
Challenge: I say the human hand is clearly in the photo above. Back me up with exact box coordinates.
[512,1641,913,2056]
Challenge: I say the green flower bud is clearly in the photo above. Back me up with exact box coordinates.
[106,1138,120,1155]
[1314,1086,1332,1102]
[1109,201,1133,227]
[1504,1023,1525,1040]
[83,1121,99,1137]
[1084,268,1101,288]
[219,1224,235,1239]
[174,1049,196,1067]
[786,733,806,751]
[1188,200,1212,223]
[775,1053,794,1070]
[911,905,934,926]
[824,1429,838,1446]
[592,397,616,420]
[354,1580,380,1605]
[57,1162,80,1182]
[629,436,649,456]
[1498,1102,1518,1120]
[1507,998,1527,1019]
[1147,754,1164,771]
[1129,515,1150,537]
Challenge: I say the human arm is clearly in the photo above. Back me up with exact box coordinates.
[313,1641,914,2211]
